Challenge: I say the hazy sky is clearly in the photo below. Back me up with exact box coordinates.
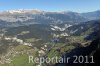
[0,0,100,12]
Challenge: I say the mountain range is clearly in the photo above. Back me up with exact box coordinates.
[0,9,100,28]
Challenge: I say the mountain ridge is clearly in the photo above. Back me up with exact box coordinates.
[0,9,100,24]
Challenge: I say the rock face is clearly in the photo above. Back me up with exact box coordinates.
[0,10,86,23]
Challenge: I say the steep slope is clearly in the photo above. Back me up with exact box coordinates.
[67,20,100,36]
[55,38,100,66]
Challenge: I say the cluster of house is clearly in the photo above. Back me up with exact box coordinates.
[4,36,32,46]
[38,45,47,57]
